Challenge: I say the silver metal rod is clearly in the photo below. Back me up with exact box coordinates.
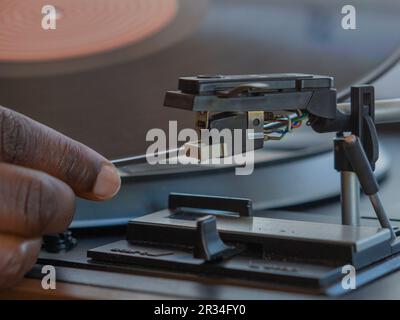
[111,147,183,167]
[338,98,400,124]
[369,193,397,240]
[341,171,360,226]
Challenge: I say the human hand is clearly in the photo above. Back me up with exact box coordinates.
[0,106,121,288]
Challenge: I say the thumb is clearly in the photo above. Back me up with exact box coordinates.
[0,106,121,200]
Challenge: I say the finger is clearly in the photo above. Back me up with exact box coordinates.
[0,234,41,289]
[0,105,120,200]
[0,163,75,238]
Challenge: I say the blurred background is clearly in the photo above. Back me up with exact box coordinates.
[1,0,400,226]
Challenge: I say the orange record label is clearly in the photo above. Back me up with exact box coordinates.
[0,0,177,61]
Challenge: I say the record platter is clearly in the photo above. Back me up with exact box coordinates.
[2,0,400,227]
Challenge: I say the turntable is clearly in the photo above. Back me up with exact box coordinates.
[34,73,400,297]
[2,0,400,227]
[2,0,400,299]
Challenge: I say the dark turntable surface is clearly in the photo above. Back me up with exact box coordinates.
[33,123,400,299]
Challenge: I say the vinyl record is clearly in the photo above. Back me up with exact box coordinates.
[1,0,400,159]
[0,0,177,62]
[0,0,399,227]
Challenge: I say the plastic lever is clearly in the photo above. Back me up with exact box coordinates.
[343,135,396,240]
[343,135,379,196]
[193,215,234,261]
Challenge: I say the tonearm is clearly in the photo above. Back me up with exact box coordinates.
[89,74,400,295]
[163,74,398,240]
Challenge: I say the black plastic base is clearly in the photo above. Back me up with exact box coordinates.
[88,239,400,296]
[86,200,399,297]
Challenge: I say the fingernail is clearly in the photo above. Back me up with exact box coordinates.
[93,164,121,199]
